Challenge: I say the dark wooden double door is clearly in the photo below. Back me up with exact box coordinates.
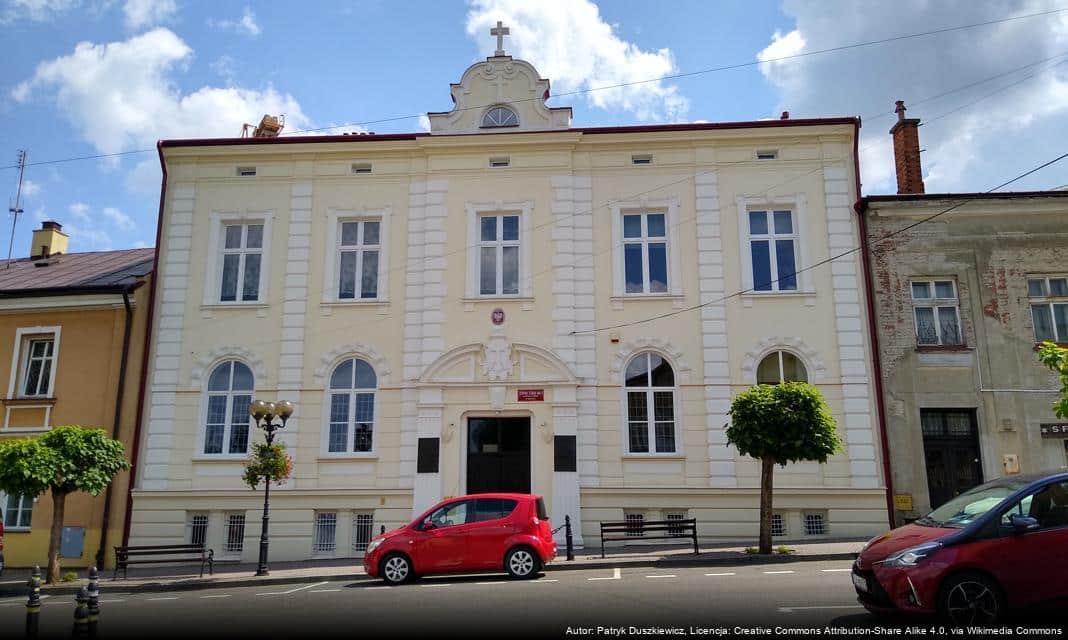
[921,409,983,509]
[467,417,530,494]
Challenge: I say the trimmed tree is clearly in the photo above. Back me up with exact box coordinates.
[726,382,841,554]
[0,426,130,583]
[1038,341,1068,418]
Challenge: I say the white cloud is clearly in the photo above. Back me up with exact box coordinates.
[123,0,177,30]
[62,222,111,251]
[103,206,135,230]
[68,201,90,222]
[210,55,236,85]
[465,0,688,122]
[0,0,79,24]
[208,6,260,36]
[758,0,1068,193]
[20,179,41,198]
[417,114,431,132]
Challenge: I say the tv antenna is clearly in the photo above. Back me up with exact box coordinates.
[6,150,27,269]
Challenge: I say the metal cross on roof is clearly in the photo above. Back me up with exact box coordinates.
[491,20,510,56]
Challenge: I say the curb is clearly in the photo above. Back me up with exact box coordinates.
[0,552,857,598]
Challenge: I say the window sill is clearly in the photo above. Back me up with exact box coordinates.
[200,303,269,310]
[610,295,683,302]
[462,296,534,303]
[1034,342,1068,351]
[3,527,30,533]
[320,300,389,307]
[740,290,815,299]
[1,397,56,405]
[915,345,970,353]
[317,455,378,461]
[0,427,51,434]
[622,454,686,460]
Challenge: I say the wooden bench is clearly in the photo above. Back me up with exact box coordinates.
[599,519,699,558]
[113,544,214,579]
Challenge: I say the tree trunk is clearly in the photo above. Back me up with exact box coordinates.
[759,456,774,555]
[47,490,68,584]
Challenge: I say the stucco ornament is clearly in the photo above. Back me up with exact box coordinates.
[481,329,516,381]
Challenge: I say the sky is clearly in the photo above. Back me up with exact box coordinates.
[1,0,1067,257]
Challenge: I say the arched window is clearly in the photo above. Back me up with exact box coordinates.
[756,350,808,384]
[204,360,254,454]
[328,358,377,453]
[623,352,677,454]
[481,106,518,128]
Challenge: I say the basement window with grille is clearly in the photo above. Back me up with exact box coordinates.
[803,511,827,536]
[224,513,246,554]
[631,154,653,165]
[187,513,208,546]
[314,512,338,554]
[664,511,687,537]
[756,150,778,160]
[351,163,373,175]
[236,166,257,177]
[624,512,645,537]
[771,512,786,537]
[352,512,375,553]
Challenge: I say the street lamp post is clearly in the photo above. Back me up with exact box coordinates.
[248,398,294,577]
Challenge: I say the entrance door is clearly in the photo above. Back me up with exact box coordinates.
[467,418,530,494]
[921,409,983,509]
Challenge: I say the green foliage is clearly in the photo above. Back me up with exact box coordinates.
[743,547,759,555]
[0,426,130,499]
[1038,342,1068,418]
[242,442,293,490]
[775,545,795,555]
[61,571,77,583]
[725,382,841,465]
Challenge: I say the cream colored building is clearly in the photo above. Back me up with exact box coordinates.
[129,37,889,561]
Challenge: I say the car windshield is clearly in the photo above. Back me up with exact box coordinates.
[921,480,1031,528]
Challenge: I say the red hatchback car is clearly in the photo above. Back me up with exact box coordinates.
[363,493,557,585]
[853,471,1068,624]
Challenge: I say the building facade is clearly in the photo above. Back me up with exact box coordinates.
[0,223,153,569]
[860,103,1068,524]
[129,41,890,561]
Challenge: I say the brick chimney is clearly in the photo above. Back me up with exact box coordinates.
[890,100,924,194]
[30,221,69,259]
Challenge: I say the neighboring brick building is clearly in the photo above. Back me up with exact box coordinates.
[859,103,1068,524]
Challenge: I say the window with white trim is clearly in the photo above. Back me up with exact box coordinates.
[756,351,808,385]
[747,209,798,292]
[2,493,33,530]
[1028,275,1068,343]
[478,214,520,296]
[202,361,254,455]
[911,279,963,346]
[224,513,245,554]
[187,513,208,546]
[20,336,56,397]
[622,211,669,294]
[219,223,263,302]
[481,106,518,128]
[337,220,380,300]
[624,352,677,454]
[327,358,377,454]
[313,512,338,554]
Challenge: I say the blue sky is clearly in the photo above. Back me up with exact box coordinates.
[2,0,1066,256]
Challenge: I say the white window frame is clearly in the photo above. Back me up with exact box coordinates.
[610,197,682,297]
[755,350,809,385]
[481,105,519,128]
[910,279,964,346]
[771,512,786,537]
[802,510,828,536]
[351,512,375,553]
[7,326,61,400]
[1,492,34,531]
[1028,275,1068,343]
[620,351,683,457]
[624,512,645,537]
[736,195,813,294]
[320,357,379,458]
[203,211,274,307]
[465,201,533,299]
[322,207,391,304]
[195,359,256,459]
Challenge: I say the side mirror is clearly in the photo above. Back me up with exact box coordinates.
[1010,514,1039,534]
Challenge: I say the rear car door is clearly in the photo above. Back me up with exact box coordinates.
[410,499,474,573]
[467,498,520,569]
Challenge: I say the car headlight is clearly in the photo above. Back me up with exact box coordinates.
[366,538,384,554]
[882,542,940,568]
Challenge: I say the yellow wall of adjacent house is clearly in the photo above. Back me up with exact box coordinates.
[0,279,151,570]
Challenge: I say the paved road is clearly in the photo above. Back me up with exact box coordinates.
[1,560,1063,638]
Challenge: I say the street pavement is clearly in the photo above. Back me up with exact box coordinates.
[2,560,1065,639]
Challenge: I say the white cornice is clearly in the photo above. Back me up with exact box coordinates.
[0,293,129,312]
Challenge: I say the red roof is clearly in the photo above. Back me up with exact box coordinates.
[0,248,154,294]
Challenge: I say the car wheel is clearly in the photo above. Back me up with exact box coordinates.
[939,572,1005,625]
[505,547,540,579]
[380,553,412,585]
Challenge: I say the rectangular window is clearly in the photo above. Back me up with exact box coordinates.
[622,211,669,294]
[747,209,798,292]
[337,220,380,300]
[664,511,686,537]
[219,223,263,302]
[21,337,56,397]
[756,150,778,160]
[771,512,786,537]
[478,214,520,296]
[352,513,375,553]
[224,514,245,554]
[911,279,963,345]
[351,163,373,174]
[3,494,33,529]
[803,512,827,536]
[187,513,208,546]
[1028,276,1068,343]
[631,154,653,165]
[236,166,257,177]
[624,512,644,537]
[489,156,510,168]
[313,512,338,554]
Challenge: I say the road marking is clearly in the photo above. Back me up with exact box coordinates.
[763,570,796,575]
[645,575,676,579]
[475,581,507,585]
[256,581,330,596]
[588,568,622,581]
[534,579,559,583]
[705,572,736,577]
[366,586,392,590]
[779,605,864,613]
[100,599,127,603]
[147,597,179,601]
[420,583,450,588]
[309,589,341,593]
[200,595,231,599]
[821,569,852,573]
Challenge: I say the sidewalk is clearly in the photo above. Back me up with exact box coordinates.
[0,538,864,598]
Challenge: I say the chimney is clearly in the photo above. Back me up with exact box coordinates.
[890,100,925,194]
[30,221,69,259]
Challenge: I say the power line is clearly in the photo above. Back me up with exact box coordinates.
[571,151,1068,335]
[3,6,1065,170]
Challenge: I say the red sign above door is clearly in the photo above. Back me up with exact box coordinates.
[517,389,544,402]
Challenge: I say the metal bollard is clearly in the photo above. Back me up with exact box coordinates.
[564,515,575,561]
[86,567,100,638]
[25,565,42,638]
[380,525,385,535]
[72,586,89,636]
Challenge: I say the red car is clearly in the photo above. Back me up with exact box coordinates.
[363,493,557,585]
[853,471,1068,624]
